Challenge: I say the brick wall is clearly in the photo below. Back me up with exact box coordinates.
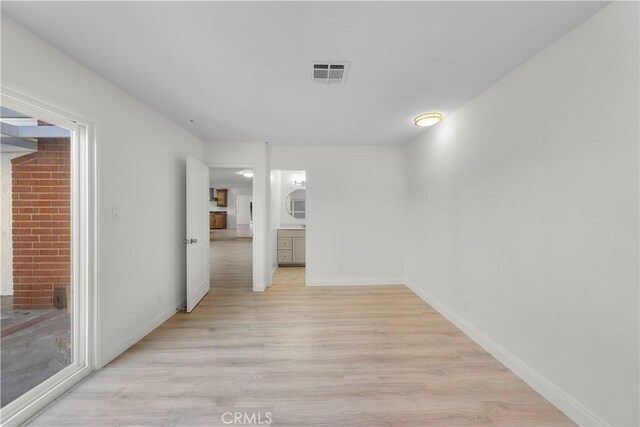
[11,138,71,309]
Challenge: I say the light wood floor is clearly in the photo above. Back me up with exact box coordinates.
[31,240,573,426]
[210,224,253,240]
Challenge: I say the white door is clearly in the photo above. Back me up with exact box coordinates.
[236,195,252,225]
[186,157,210,312]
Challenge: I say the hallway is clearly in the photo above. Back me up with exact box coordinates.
[210,238,253,292]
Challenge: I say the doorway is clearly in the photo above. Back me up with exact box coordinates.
[208,167,254,292]
[0,91,94,425]
[269,170,306,288]
[236,194,253,229]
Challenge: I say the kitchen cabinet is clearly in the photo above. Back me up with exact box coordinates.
[211,212,227,229]
[216,189,228,207]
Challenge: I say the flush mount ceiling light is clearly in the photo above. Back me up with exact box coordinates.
[414,112,443,127]
[240,170,253,178]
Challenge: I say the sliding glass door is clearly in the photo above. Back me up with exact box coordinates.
[0,91,93,425]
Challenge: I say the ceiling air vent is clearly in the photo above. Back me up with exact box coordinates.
[311,61,350,84]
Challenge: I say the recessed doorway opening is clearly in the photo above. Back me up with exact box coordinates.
[209,167,254,292]
[269,170,306,289]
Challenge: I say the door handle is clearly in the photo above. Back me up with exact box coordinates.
[190,238,198,244]
[183,238,198,244]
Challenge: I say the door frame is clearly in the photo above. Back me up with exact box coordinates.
[208,163,259,292]
[0,85,97,425]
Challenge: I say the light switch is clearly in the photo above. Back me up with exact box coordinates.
[112,205,120,219]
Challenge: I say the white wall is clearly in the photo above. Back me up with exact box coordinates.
[404,3,638,425]
[1,16,205,367]
[270,145,405,286]
[1,156,14,295]
[208,184,252,229]
[203,141,268,291]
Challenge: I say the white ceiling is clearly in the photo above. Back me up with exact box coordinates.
[210,167,253,187]
[2,1,607,146]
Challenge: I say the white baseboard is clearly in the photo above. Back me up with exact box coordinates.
[404,279,608,427]
[306,277,405,286]
[100,297,185,368]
